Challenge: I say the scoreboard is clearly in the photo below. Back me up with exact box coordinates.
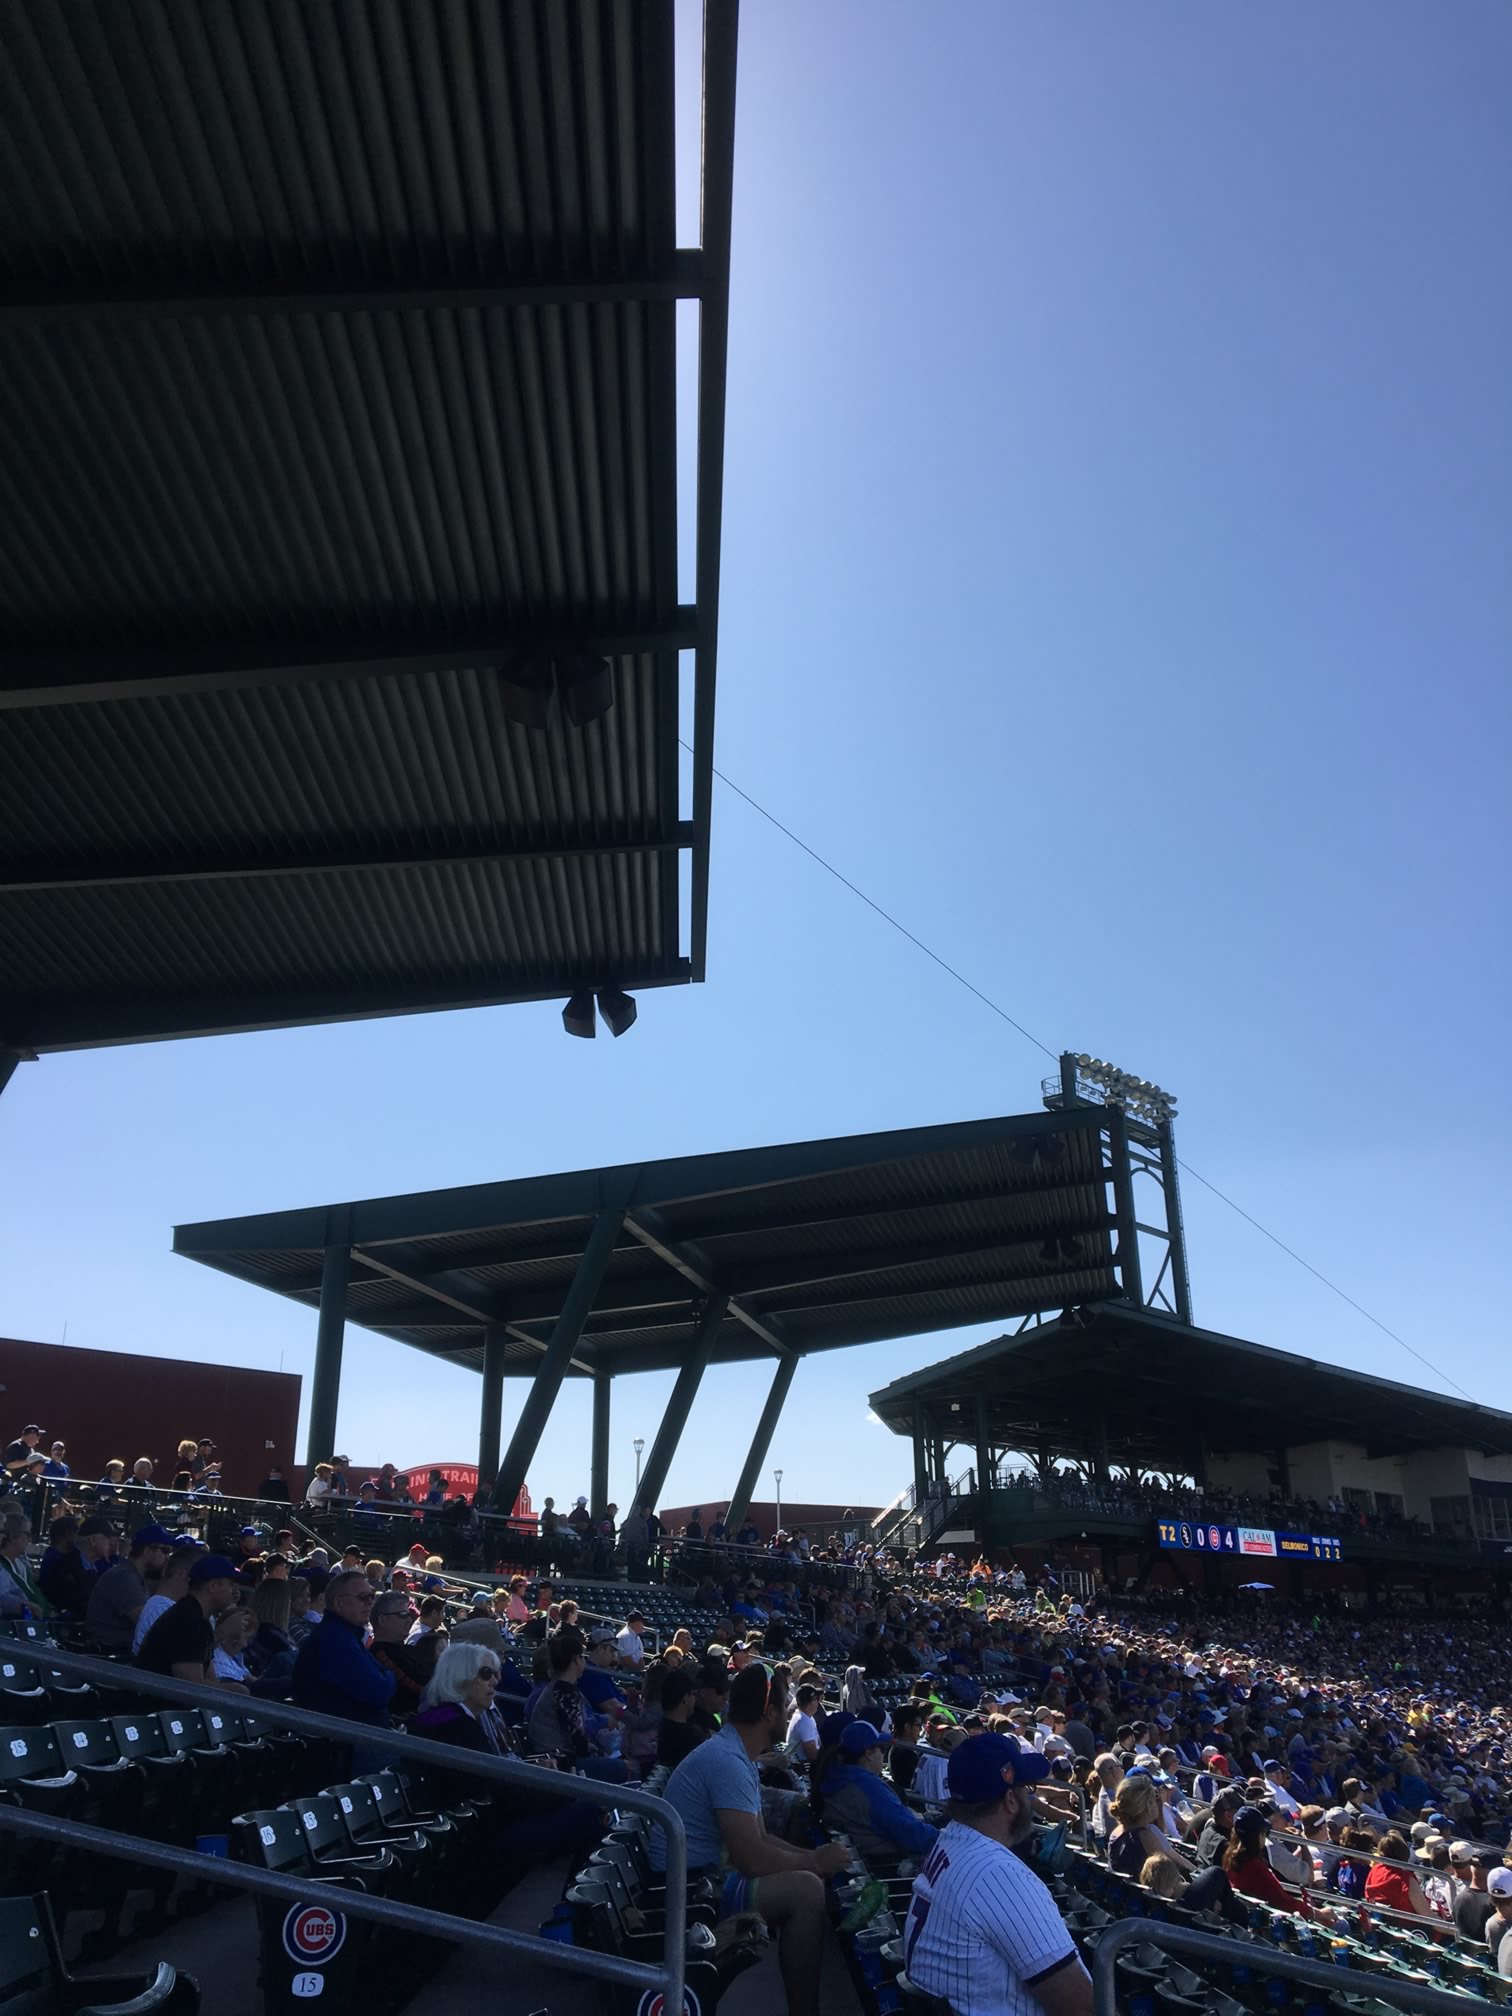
[1156,1518,1343,1564]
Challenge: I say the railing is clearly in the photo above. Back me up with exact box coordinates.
[0,1640,689,2011]
[34,1477,325,1551]
[664,1536,869,1595]
[872,1482,915,1530]
[1090,1917,1476,2016]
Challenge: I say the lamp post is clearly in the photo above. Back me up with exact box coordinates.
[633,1438,644,1493]
[773,1466,783,1534]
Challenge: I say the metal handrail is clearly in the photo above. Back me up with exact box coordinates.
[1089,1916,1481,2016]
[1166,1757,1512,1870]
[2,1642,687,2011]
[0,1807,658,1996]
[36,1477,324,1549]
[871,1483,916,1532]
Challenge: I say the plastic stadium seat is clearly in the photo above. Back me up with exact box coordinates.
[323,1783,432,1894]
[355,1768,471,1855]
[0,1891,199,2013]
[565,1876,722,2011]
[278,1796,397,1886]
[0,1655,49,1727]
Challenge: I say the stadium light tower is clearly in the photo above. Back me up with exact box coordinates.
[773,1467,783,1532]
[1043,1051,1193,1327]
[633,1438,644,1491]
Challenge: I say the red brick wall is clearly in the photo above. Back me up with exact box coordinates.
[0,1336,300,1496]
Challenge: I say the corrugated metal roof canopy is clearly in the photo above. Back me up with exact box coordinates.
[868,1305,1512,1465]
[0,0,737,1052]
[173,1105,1123,1375]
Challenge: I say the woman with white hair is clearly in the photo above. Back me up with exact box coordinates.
[412,1641,512,1756]
[411,1640,604,1862]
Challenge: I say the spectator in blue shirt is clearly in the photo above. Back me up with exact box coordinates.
[580,1625,629,1719]
[292,1568,395,1769]
[819,1720,939,1865]
[41,1441,70,1480]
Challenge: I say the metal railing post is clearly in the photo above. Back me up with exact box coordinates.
[1090,1918,1481,2016]
[0,1641,687,2012]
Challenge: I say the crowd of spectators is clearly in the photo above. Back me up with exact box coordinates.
[14,1451,1512,2016]
[997,1465,1443,1546]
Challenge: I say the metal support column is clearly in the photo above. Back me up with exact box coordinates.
[725,1354,798,1533]
[1107,1104,1144,1306]
[974,1393,994,1512]
[1156,1117,1194,1324]
[913,1404,929,1511]
[0,1048,35,1099]
[305,1228,351,1472]
[493,1211,624,1516]
[590,1375,612,1524]
[478,1325,508,1503]
[1090,1413,1110,1485]
[637,1295,728,1514]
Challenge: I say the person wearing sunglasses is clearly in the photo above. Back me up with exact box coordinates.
[411,1642,604,1861]
[369,1593,431,1710]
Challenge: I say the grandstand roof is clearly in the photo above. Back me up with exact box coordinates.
[173,1104,1125,1376]
[867,1304,1512,1465]
[0,0,737,1054]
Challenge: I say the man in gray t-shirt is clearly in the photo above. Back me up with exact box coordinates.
[648,1666,850,2016]
[86,1525,174,1651]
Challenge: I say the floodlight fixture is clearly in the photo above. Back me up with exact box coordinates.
[497,650,616,730]
[596,986,638,1038]
[562,993,596,1039]
[1065,1051,1177,1122]
[498,654,554,730]
[557,652,615,727]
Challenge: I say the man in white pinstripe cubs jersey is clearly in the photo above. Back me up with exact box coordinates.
[904,1733,1092,2016]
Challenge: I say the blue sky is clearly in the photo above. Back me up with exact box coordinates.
[3,1,1509,1518]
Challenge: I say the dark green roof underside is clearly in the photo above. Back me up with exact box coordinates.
[0,0,737,1050]
[867,1305,1512,1465]
[174,1105,1124,1377]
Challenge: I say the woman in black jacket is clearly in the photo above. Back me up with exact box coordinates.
[410,1643,602,1861]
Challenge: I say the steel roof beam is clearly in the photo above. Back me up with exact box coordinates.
[0,251,713,325]
[350,1243,595,1375]
[173,1109,1103,1254]
[688,0,739,982]
[717,1221,1115,1300]
[28,965,694,1054]
[665,1173,1110,1247]
[354,1222,1103,1329]
[623,1210,795,1360]
[1,613,700,711]
[2,826,697,895]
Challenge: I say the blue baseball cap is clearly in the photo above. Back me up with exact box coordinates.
[839,1720,889,1758]
[817,1711,856,1749]
[189,1553,238,1585]
[946,1733,1051,1802]
[131,1524,176,1548]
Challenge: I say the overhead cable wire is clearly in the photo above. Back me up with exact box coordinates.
[693,746,1473,1403]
